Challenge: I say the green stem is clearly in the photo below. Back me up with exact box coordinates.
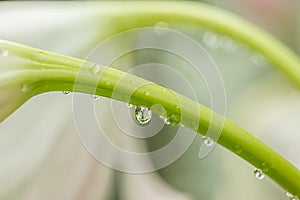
[1,40,300,197]
[1,1,300,197]
[95,1,300,88]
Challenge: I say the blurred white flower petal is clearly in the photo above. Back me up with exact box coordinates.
[122,173,193,200]
[0,2,113,199]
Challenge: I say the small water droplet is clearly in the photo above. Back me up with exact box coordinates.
[90,64,100,74]
[164,117,170,125]
[221,36,237,53]
[91,94,100,100]
[105,81,111,86]
[127,103,133,108]
[286,192,293,199]
[160,115,170,125]
[286,192,298,200]
[1,49,8,57]
[154,21,169,36]
[254,168,265,180]
[63,91,71,96]
[286,192,299,200]
[135,106,152,125]
[202,136,214,146]
[203,31,221,48]
[21,83,28,92]
[144,91,150,96]
[169,114,179,126]
[180,124,185,127]
[233,145,242,154]
[251,52,266,66]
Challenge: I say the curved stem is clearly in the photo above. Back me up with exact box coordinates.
[1,1,300,197]
[1,39,300,196]
[95,1,300,89]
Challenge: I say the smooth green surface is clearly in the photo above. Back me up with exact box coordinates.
[0,1,300,197]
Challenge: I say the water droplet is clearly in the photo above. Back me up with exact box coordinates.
[90,64,100,74]
[180,124,185,127]
[1,48,8,57]
[160,115,170,125]
[169,114,179,126]
[202,136,214,146]
[162,88,167,92]
[21,83,28,92]
[91,94,100,100]
[286,192,298,200]
[251,52,266,66]
[203,31,221,48]
[135,106,152,125]
[63,91,71,96]
[164,117,170,125]
[144,91,150,96]
[154,21,169,36]
[221,36,237,53]
[254,168,265,180]
[233,145,242,154]
[286,192,293,199]
[127,103,133,108]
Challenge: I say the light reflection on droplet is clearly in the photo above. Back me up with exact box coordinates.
[63,91,71,96]
[160,115,170,125]
[135,106,152,125]
[127,103,133,108]
[21,83,28,92]
[90,64,100,74]
[286,192,299,200]
[144,91,150,96]
[254,168,265,180]
[91,94,100,100]
[202,136,214,147]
